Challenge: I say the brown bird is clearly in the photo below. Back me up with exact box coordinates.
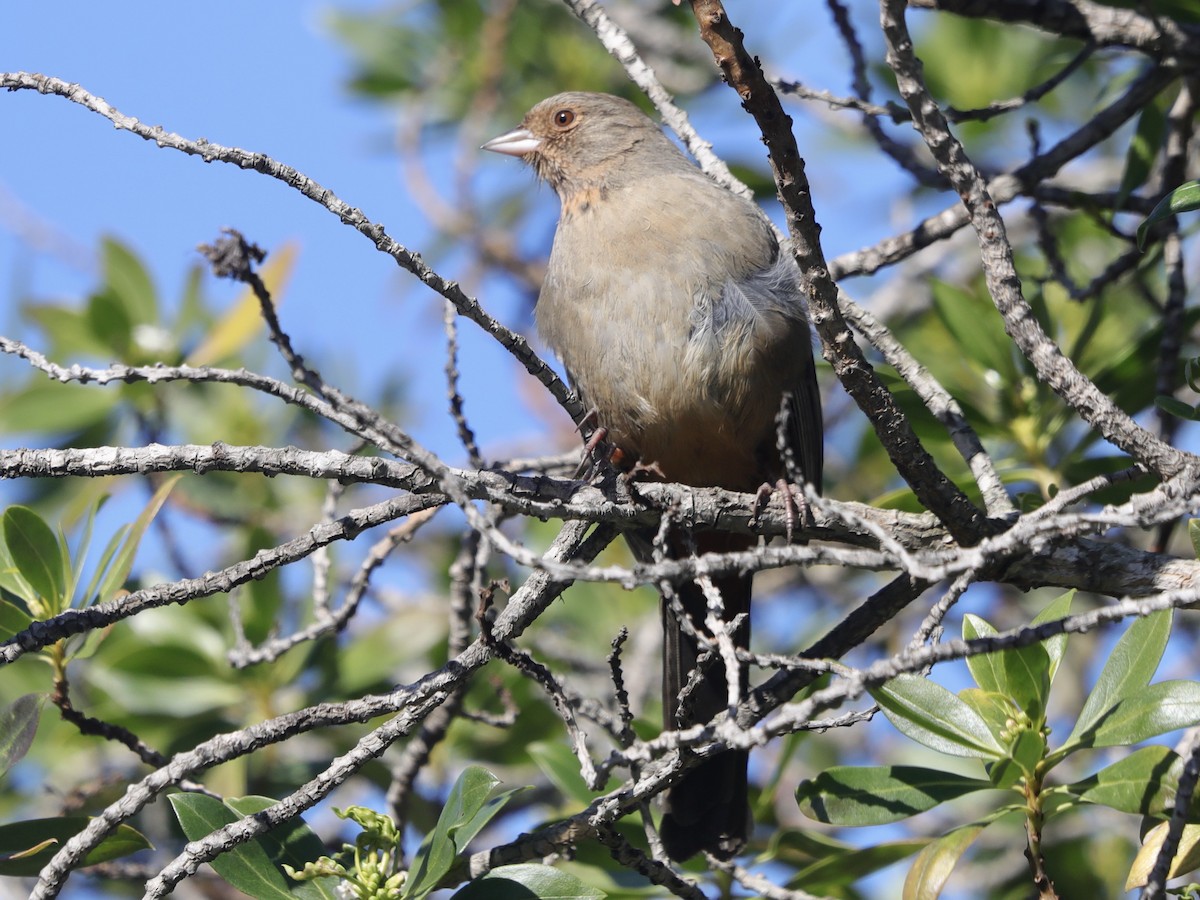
[484,92,822,861]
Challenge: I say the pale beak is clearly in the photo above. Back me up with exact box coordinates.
[481,127,541,157]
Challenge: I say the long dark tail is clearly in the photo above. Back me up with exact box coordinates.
[659,532,752,861]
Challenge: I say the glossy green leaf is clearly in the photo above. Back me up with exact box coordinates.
[406,766,518,899]
[21,302,110,359]
[902,823,987,900]
[796,766,994,826]
[168,793,297,900]
[1190,519,1200,560]
[962,614,1004,694]
[1063,610,1171,751]
[871,675,1006,759]
[0,693,44,779]
[1002,642,1051,721]
[451,863,606,899]
[1008,726,1047,779]
[963,612,1055,721]
[1067,745,1183,818]
[0,817,151,876]
[958,688,1016,740]
[3,506,66,613]
[1032,590,1074,684]
[1087,680,1200,748]
[1138,179,1200,249]
[225,797,337,900]
[985,755,1023,790]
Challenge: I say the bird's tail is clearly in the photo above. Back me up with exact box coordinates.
[659,531,753,861]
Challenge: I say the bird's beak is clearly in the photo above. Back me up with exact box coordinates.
[481,127,541,157]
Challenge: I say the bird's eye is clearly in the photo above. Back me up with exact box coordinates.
[553,109,576,128]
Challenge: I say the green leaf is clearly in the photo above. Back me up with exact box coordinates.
[86,290,133,358]
[902,823,987,900]
[930,280,1014,382]
[958,688,1017,740]
[1008,726,1047,779]
[1138,179,1200,249]
[1063,610,1171,752]
[61,497,102,618]
[871,674,1007,759]
[793,838,930,891]
[1116,97,1168,212]
[0,379,115,435]
[226,797,337,900]
[167,793,296,900]
[529,741,610,807]
[0,817,151,876]
[963,614,1051,720]
[0,597,34,642]
[964,607,1060,724]
[767,827,859,865]
[0,693,44,778]
[451,863,606,899]
[3,506,66,614]
[1190,519,1200,560]
[405,767,519,899]
[796,766,995,826]
[1067,746,1183,818]
[91,475,181,608]
[985,755,1023,790]
[1002,642,1052,721]
[1157,395,1200,421]
[1031,590,1074,685]
[101,236,159,325]
[1087,680,1200,748]
[962,614,1004,694]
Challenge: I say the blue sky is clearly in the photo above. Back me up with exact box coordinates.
[0,3,515,464]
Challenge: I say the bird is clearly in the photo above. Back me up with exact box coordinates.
[483,91,822,861]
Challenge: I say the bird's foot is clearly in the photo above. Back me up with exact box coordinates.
[574,414,611,479]
[625,458,667,481]
[752,479,808,542]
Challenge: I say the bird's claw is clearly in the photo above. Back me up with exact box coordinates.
[752,478,808,542]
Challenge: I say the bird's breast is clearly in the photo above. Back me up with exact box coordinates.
[535,175,804,489]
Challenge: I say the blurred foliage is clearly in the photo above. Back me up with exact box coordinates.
[327,0,709,124]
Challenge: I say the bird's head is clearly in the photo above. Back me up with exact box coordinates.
[483,92,685,197]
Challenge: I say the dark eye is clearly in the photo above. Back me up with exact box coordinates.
[553,109,576,128]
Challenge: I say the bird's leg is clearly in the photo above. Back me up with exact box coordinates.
[574,408,610,479]
[753,479,808,542]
